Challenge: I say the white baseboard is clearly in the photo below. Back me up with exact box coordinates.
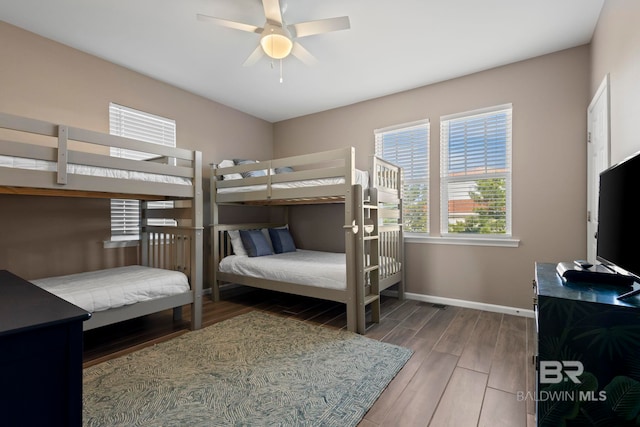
[383,290,535,318]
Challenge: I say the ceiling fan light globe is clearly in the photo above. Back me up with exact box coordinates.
[260,33,293,59]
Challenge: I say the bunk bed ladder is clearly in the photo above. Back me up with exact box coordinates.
[355,184,381,333]
[373,156,405,301]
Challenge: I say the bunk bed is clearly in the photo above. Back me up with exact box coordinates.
[0,112,203,331]
[210,147,403,334]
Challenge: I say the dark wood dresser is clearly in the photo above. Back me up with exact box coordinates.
[534,262,640,426]
[0,270,90,426]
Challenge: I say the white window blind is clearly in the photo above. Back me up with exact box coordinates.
[109,103,176,240]
[440,104,512,236]
[375,119,429,233]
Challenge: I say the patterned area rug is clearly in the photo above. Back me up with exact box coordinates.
[83,311,412,426]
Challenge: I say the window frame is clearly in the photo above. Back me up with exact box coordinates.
[108,103,177,241]
[374,119,430,234]
[439,104,513,240]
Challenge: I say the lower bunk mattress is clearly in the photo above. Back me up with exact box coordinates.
[219,249,347,290]
[31,265,190,313]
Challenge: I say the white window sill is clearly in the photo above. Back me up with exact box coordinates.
[405,233,520,248]
[103,239,139,249]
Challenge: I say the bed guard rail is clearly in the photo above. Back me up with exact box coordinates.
[141,227,201,276]
[211,147,356,203]
[0,112,199,199]
[371,156,403,196]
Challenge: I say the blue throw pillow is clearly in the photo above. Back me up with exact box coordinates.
[275,166,294,174]
[240,229,273,257]
[268,227,296,254]
[234,159,267,178]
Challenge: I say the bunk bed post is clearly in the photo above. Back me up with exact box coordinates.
[140,200,149,266]
[396,166,405,301]
[354,184,367,334]
[56,125,68,185]
[344,147,357,333]
[210,163,221,302]
[190,151,204,330]
[370,155,377,189]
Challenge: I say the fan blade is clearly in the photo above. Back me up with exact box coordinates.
[290,16,350,38]
[291,42,318,66]
[243,45,264,67]
[262,0,283,25]
[197,14,262,34]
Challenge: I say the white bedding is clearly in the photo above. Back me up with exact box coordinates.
[217,170,369,194]
[219,249,347,290]
[0,155,192,186]
[31,265,190,313]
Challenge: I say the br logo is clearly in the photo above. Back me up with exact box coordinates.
[539,361,584,384]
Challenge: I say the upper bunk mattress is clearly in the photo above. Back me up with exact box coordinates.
[219,249,346,290]
[31,265,190,313]
[0,155,192,186]
[217,169,369,194]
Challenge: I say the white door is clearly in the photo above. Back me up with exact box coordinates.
[586,74,610,263]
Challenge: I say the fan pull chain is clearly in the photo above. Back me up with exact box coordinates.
[268,59,284,83]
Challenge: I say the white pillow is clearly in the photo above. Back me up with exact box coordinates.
[227,230,247,256]
[218,159,243,181]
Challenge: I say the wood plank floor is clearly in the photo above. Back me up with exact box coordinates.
[83,287,537,427]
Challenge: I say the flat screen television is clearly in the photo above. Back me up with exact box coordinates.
[596,150,640,281]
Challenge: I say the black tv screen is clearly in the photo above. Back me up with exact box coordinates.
[596,151,640,280]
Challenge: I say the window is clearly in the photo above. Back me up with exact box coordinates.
[109,103,176,240]
[440,104,512,237]
[374,120,429,233]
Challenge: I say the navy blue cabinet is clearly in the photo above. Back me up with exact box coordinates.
[534,262,640,426]
[0,270,90,427]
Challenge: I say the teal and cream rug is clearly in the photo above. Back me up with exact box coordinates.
[83,311,412,426]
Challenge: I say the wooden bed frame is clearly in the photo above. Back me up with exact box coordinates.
[0,112,203,331]
[209,147,403,334]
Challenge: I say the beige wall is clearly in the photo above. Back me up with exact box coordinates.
[591,0,640,162]
[275,46,591,310]
[0,22,273,281]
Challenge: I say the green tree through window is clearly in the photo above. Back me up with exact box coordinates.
[441,104,512,237]
[449,177,506,233]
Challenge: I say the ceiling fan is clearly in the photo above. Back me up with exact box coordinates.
[197,0,350,67]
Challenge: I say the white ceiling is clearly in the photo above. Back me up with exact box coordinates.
[0,0,604,122]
